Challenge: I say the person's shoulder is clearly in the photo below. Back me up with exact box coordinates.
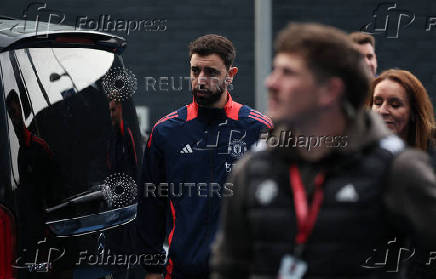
[391,147,434,178]
[31,135,54,156]
[146,107,187,148]
[237,105,273,129]
[374,135,432,178]
[151,106,187,131]
[31,135,49,147]
[383,139,435,195]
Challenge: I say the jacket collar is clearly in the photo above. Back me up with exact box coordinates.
[186,92,241,121]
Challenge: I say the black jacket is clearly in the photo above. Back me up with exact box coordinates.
[211,110,436,279]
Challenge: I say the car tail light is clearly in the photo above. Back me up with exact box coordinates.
[0,205,15,279]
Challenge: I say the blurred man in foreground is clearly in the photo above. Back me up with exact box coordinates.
[211,23,436,278]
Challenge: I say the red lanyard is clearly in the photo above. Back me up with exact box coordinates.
[289,164,325,245]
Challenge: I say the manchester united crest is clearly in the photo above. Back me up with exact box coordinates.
[228,139,247,159]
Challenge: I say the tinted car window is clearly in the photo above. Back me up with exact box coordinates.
[0,47,140,273]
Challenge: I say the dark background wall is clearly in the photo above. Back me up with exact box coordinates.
[2,0,436,131]
[2,0,255,132]
[273,0,436,105]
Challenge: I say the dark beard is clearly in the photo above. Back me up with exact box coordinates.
[192,83,226,107]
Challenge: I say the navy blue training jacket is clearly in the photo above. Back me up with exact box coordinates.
[136,93,272,278]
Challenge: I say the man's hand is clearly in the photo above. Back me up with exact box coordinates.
[145,274,163,279]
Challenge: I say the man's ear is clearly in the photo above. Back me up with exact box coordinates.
[226,66,238,85]
[318,77,345,107]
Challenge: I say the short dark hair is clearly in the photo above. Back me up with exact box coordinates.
[189,34,236,69]
[275,22,371,110]
[349,32,376,49]
[6,89,20,109]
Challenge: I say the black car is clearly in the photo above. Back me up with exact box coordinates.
[0,16,142,278]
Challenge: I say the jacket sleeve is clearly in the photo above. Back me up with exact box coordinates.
[385,148,436,248]
[210,155,253,279]
[126,127,138,179]
[135,126,168,273]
